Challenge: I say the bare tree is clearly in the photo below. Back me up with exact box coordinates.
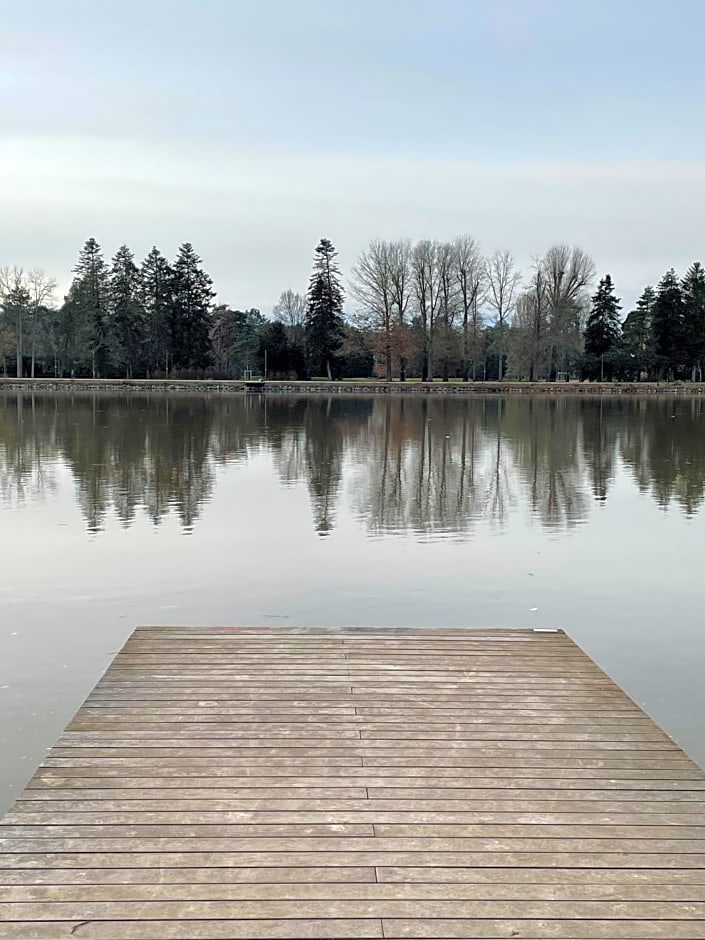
[0,266,29,377]
[513,260,549,380]
[272,289,306,346]
[453,236,485,382]
[436,242,458,382]
[350,241,395,381]
[26,268,56,378]
[485,249,521,381]
[388,240,412,381]
[541,244,596,377]
[412,240,442,381]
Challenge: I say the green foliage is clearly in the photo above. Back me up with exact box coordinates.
[682,262,705,380]
[139,247,174,376]
[259,320,291,376]
[1,280,30,376]
[305,238,346,380]
[583,274,621,379]
[71,238,109,377]
[109,245,145,378]
[652,269,685,379]
[170,243,215,372]
[211,306,265,377]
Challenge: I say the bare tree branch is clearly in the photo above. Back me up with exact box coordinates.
[453,236,485,381]
[485,249,521,381]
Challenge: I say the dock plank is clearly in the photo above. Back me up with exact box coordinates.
[1,625,704,939]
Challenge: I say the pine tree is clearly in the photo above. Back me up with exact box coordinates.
[682,262,705,381]
[584,274,622,380]
[305,238,345,380]
[652,269,685,379]
[259,320,291,377]
[0,274,30,377]
[139,247,174,376]
[170,243,215,373]
[109,245,145,378]
[71,238,109,377]
[619,286,656,380]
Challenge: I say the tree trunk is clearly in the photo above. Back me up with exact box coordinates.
[463,310,469,382]
[16,311,22,378]
[30,308,37,378]
[399,357,406,382]
[497,320,504,381]
[326,359,332,381]
[601,354,605,383]
[385,342,392,382]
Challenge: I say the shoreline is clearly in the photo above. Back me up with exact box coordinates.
[1,377,705,396]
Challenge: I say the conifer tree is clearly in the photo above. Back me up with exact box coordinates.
[619,286,656,380]
[139,247,174,376]
[652,269,685,379]
[170,243,215,373]
[305,238,345,380]
[109,245,145,378]
[682,262,705,381]
[72,238,109,377]
[584,274,622,380]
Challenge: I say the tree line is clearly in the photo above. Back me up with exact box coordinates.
[0,237,362,381]
[347,239,705,383]
[1,235,703,381]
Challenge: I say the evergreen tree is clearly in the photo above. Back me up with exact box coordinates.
[305,238,345,380]
[109,245,145,378]
[618,286,656,380]
[259,320,291,376]
[652,268,685,379]
[583,274,622,380]
[71,238,109,377]
[0,279,30,377]
[170,243,215,373]
[682,262,705,381]
[210,306,265,377]
[139,247,174,376]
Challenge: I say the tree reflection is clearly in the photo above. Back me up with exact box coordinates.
[1,392,705,536]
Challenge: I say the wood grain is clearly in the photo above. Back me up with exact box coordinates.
[1,625,704,939]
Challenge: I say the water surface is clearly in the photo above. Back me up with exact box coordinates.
[1,391,704,812]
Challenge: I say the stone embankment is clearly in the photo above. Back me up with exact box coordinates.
[1,378,705,395]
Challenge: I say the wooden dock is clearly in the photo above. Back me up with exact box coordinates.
[1,626,705,939]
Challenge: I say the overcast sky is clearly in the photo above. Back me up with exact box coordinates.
[1,0,703,312]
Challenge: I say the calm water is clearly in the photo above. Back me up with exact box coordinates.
[1,391,705,812]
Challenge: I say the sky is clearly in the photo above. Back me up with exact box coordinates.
[1,0,703,312]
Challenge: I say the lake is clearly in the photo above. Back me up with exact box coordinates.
[1,390,704,813]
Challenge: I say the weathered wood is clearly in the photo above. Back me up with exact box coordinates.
[1,625,704,939]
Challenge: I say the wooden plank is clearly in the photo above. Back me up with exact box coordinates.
[0,867,702,887]
[25,767,705,783]
[2,850,705,869]
[4,883,705,902]
[0,919,384,938]
[2,899,705,919]
[382,921,705,939]
[1,625,704,938]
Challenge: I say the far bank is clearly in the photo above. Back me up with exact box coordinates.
[2,378,705,396]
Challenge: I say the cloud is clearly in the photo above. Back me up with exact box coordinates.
[1,136,702,310]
